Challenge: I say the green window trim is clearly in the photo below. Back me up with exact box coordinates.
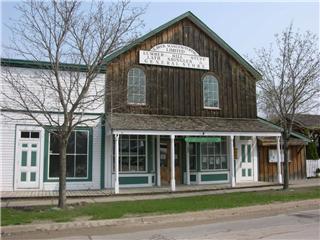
[43,127,93,182]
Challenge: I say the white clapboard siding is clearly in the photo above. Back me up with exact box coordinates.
[306,159,320,177]
[1,66,105,114]
[0,112,102,191]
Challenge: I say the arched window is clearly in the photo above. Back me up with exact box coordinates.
[127,67,146,105]
[203,74,219,108]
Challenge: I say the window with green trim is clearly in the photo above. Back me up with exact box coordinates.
[200,137,227,170]
[113,135,147,172]
[48,130,89,179]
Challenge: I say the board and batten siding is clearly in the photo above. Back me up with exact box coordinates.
[106,18,257,118]
[258,145,306,182]
[0,112,102,191]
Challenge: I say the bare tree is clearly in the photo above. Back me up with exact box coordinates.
[253,24,320,189]
[1,0,146,208]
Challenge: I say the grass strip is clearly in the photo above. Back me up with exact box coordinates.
[1,186,319,226]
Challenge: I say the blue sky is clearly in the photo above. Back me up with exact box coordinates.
[1,1,319,59]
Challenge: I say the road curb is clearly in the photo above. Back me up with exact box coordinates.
[2,199,319,236]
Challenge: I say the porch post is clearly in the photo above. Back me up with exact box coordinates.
[156,135,161,187]
[186,142,190,185]
[170,135,176,191]
[229,135,235,187]
[277,136,283,184]
[114,134,120,194]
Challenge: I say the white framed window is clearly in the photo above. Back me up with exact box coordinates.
[113,135,147,172]
[200,137,228,170]
[127,67,146,105]
[48,130,89,179]
[203,74,219,108]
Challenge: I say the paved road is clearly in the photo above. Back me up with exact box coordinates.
[43,209,319,240]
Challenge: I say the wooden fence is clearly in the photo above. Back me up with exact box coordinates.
[306,159,320,177]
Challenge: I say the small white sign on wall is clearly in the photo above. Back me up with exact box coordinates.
[139,44,210,70]
[269,149,291,163]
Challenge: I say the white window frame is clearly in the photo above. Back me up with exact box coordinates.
[127,67,146,105]
[203,74,220,109]
[113,135,148,173]
[48,130,90,180]
[200,138,228,171]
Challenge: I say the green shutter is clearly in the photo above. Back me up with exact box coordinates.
[21,151,28,166]
[21,172,27,181]
[247,145,251,163]
[241,145,245,163]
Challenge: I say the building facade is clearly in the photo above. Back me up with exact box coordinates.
[0,12,308,193]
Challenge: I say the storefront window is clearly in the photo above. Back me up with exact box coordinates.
[189,143,198,170]
[113,135,147,172]
[49,130,89,178]
[200,137,227,170]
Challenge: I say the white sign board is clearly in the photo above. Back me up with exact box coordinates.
[269,149,291,163]
[139,44,209,70]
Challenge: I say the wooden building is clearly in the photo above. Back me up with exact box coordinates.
[0,12,309,193]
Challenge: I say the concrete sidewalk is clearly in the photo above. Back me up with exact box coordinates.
[1,179,319,208]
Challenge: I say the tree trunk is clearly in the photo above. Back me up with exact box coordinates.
[283,132,290,190]
[58,137,67,208]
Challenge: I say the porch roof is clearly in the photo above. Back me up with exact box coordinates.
[107,113,281,136]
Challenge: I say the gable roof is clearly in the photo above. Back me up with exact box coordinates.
[258,117,311,142]
[104,11,262,80]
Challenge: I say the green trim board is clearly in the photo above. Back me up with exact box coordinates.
[185,137,221,143]
[104,11,261,80]
[119,176,149,185]
[201,173,228,182]
[100,116,106,189]
[1,58,106,73]
[43,127,93,182]
[1,109,103,116]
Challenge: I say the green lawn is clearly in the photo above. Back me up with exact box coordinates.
[1,186,319,226]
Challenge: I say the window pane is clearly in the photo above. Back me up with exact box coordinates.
[247,145,251,163]
[221,141,227,155]
[49,155,59,178]
[201,143,207,155]
[76,155,87,177]
[120,139,130,155]
[31,132,39,138]
[66,155,75,177]
[202,156,207,170]
[21,151,27,166]
[138,156,146,171]
[241,144,246,163]
[209,156,215,169]
[67,132,75,154]
[221,156,228,169]
[21,131,30,138]
[76,131,88,154]
[203,75,219,108]
[130,140,137,155]
[50,134,60,154]
[208,143,214,154]
[121,156,129,171]
[190,156,196,170]
[214,142,221,155]
[138,140,145,155]
[130,156,138,171]
[215,156,221,169]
